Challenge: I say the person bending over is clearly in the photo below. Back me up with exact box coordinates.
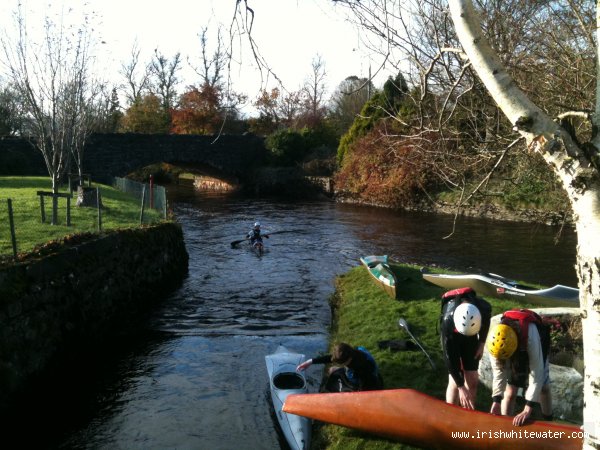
[440,287,492,410]
[487,309,552,426]
[297,342,383,392]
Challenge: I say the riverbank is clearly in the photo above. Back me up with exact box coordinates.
[334,192,573,227]
[123,160,574,226]
[311,263,557,450]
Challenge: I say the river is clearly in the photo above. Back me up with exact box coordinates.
[8,187,577,449]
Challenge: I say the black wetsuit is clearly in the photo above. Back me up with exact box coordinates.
[440,296,492,387]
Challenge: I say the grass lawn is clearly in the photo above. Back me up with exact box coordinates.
[312,263,539,450]
[0,176,164,259]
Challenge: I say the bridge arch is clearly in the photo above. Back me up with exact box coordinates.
[83,133,268,184]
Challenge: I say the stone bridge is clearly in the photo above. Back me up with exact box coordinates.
[0,133,268,184]
[84,133,267,183]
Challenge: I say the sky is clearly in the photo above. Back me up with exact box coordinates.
[1,0,392,115]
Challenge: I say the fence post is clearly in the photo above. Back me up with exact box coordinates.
[7,199,18,260]
[66,196,71,226]
[150,175,154,209]
[39,194,46,223]
[139,184,146,225]
[51,194,58,225]
[96,187,102,231]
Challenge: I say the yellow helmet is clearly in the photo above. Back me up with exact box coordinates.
[487,324,518,359]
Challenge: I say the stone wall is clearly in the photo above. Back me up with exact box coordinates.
[305,176,334,194]
[0,222,189,411]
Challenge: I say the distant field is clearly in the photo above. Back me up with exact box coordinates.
[0,176,164,258]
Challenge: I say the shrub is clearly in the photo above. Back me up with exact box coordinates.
[337,72,411,165]
[334,125,438,207]
[265,125,339,167]
[264,129,306,166]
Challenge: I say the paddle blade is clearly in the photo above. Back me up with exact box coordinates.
[230,239,246,248]
[398,318,409,331]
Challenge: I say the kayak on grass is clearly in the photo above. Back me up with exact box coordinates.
[422,270,579,307]
[360,255,398,299]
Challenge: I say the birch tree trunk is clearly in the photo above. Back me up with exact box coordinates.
[449,0,600,447]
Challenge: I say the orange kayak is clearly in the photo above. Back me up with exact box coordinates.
[283,389,582,450]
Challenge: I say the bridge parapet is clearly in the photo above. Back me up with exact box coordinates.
[84,133,267,182]
[1,133,268,182]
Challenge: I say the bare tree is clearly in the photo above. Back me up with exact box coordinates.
[299,55,328,128]
[119,41,151,106]
[189,24,248,131]
[330,76,375,132]
[278,90,303,128]
[149,49,182,111]
[1,3,103,222]
[191,26,227,89]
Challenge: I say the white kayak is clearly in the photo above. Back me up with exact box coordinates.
[265,345,312,450]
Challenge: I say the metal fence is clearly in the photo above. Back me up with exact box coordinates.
[112,176,168,219]
[0,178,168,262]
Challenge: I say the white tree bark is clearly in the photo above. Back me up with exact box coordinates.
[450,0,600,447]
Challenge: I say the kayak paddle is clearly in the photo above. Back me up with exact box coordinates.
[230,229,302,248]
[398,318,436,370]
[230,238,249,248]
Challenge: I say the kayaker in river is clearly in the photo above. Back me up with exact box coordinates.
[247,221,268,247]
[296,342,383,392]
[487,309,553,426]
[439,287,492,410]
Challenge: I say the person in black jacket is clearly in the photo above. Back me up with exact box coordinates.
[296,342,383,392]
[440,287,491,410]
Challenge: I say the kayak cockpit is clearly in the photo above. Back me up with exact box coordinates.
[274,372,306,390]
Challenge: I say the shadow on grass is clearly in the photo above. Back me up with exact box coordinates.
[390,264,444,301]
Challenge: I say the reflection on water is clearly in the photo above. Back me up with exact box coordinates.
[9,185,577,449]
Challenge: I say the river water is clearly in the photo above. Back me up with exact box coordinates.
[10,187,577,449]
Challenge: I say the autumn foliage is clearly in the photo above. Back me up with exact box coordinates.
[119,94,170,134]
[335,125,439,207]
[171,84,224,135]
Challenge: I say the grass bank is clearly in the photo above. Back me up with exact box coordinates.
[312,263,537,450]
[0,176,163,261]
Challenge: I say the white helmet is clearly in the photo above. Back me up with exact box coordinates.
[254,221,261,228]
[453,303,482,336]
